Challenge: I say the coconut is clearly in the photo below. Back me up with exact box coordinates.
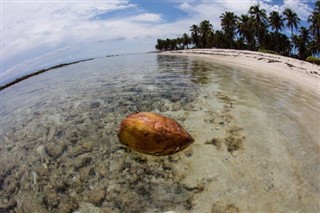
[117,112,194,155]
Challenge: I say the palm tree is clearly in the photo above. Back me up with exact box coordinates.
[199,20,214,48]
[164,38,171,50]
[308,1,320,57]
[268,11,285,52]
[208,30,215,47]
[308,12,320,38]
[269,11,284,33]
[169,39,178,50]
[190,24,200,48]
[277,33,291,55]
[264,32,291,55]
[283,8,301,37]
[249,4,268,47]
[155,39,163,51]
[176,37,183,50]
[308,40,320,57]
[291,34,299,55]
[237,14,256,49]
[213,30,228,48]
[220,11,237,48]
[293,27,311,60]
[181,33,191,49]
[249,4,268,24]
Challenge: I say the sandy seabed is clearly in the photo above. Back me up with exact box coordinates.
[160,49,320,213]
[0,50,319,213]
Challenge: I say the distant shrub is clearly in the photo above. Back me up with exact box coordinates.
[306,56,320,65]
[258,48,279,55]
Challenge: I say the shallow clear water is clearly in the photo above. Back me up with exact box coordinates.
[0,54,319,212]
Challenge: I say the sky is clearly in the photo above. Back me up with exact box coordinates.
[0,0,316,84]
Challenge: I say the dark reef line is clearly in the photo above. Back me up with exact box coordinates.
[0,58,94,91]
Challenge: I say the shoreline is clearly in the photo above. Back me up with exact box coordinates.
[2,50,319,94]
[0,58,95,91]
[160,49,320,95]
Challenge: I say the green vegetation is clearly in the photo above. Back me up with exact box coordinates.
[155,1,320,62]
[306,56,320,65]
[258,48,279,55]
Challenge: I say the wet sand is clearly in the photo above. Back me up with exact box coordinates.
[160,49,320,94]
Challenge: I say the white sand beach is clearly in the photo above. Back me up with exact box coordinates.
[160,49,320,94]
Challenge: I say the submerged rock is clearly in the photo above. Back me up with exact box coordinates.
[20,197,50,213]
[172,101,182,111]
[88,189,106,206]
[58,198,78,213]
[45,140,66,158]
[117,112,194,155]
[211,201,240,213]
[46,126,56,142]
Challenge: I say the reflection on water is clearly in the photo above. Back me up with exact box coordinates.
[0,54,319,212]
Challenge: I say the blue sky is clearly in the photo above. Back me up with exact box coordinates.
[1,0,316,84]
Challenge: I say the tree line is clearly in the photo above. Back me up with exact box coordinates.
[155,2,320,61]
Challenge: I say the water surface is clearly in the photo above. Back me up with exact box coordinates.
[0,54,319,212]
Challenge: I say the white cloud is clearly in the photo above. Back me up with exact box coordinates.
[130,13,163,22]
[177,0,258,30]
[2,1,135,60]
[282,0,313,20]
[179,2,192,11]
[1,0,168,81]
